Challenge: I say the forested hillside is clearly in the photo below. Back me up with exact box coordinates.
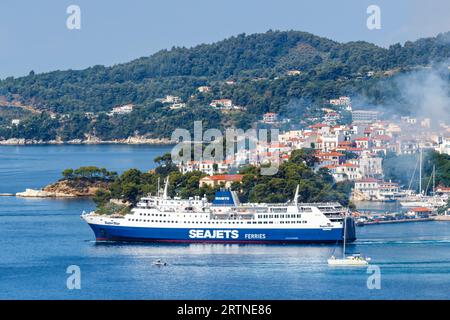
[1,30,449,141]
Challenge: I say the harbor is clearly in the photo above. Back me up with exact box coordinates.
[1,144,450,299]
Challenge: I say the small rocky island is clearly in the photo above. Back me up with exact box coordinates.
[16,167,116,198]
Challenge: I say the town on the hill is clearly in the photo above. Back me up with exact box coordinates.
[175,94,450,210]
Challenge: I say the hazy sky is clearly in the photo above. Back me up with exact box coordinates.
[0,0,449,78]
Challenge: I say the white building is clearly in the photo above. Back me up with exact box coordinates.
[161,95,182,104]
[329,96,351,106]
[177,160,232,176]
[262,113,278,124]
[210,99,233,108]
[169,103,186,110]
[352,110,379,124]
[109,104,134,115]
[353,178,401,201]
[358,154,383,178]
[437,137,450,155]
[327,163,362,182]
[197,86,211,93]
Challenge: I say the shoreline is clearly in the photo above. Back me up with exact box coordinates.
[0,138,175,146]
[357,218,436,226]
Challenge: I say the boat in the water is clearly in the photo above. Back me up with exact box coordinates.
[328,212,370,266]
[152,259,168,266]
[81,180,357,244]
[328,254,370,266]
[400,151,447,209]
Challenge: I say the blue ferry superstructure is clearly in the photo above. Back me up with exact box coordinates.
[81,180,356,244]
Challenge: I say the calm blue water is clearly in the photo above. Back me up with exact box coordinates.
[1,145,450,300]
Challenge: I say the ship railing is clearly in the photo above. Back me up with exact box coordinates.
[110,214,125,219]
[319,209,346,213]
[210,213,254,220]
[297,202,342,207]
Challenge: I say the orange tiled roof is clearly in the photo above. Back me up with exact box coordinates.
[202,174,244,182]
[409,207,432,212]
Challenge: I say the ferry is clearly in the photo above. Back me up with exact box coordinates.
[81,180,356,244]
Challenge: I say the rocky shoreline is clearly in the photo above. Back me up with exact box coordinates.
[15,179,111,198]
[0,136,173,146]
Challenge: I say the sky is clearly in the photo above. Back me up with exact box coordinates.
[0,0,449,79]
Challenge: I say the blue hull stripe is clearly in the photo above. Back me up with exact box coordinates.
[88,223,357,244]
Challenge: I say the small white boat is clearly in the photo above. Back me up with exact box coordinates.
[328,212,371,266]
[152,259,168,266]
[328,254,370,266]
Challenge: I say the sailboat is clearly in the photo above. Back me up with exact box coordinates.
[328,212,370,266]
[401,150,447,209]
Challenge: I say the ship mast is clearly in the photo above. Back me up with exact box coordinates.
[163,177,169,200]
[343,211,347,259]
[157,177,161,197]
[433,165,436,195]
[294,184,300,206]
[419,148,423,195]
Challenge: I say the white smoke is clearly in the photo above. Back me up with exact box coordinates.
[352,63,450,125]
[395,65,450,124]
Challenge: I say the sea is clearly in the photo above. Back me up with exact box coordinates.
[0,145,449,300]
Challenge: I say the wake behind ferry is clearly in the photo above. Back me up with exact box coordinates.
[81,180,356,244]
